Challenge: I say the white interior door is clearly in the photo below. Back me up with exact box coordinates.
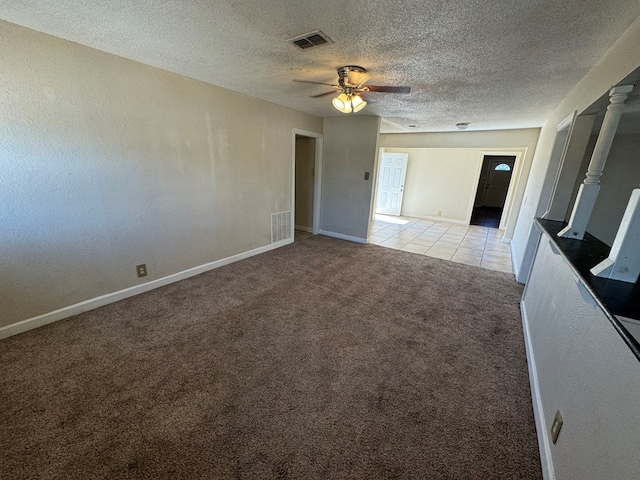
[376,153,408,216]
[482,158,515,208]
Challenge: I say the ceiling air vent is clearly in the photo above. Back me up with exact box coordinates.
[287,30,333,50]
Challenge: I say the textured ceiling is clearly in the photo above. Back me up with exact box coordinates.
[2,0,640,133]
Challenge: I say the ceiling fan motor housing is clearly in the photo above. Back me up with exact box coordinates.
[337,65,367,89]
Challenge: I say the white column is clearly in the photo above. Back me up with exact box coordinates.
[591,188,640,283]
[558,85,634,239]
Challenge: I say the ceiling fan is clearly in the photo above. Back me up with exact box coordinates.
[294,65,410,114]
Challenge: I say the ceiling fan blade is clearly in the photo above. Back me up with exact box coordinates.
[311,90,339,98]
[366,85,411,94]
[293,79,339,87]
[347,70,370,86]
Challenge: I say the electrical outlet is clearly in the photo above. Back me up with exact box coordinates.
[364,171,370,180]
[551,410,563,444]
[136,264,147,278]
[437,210,442,217]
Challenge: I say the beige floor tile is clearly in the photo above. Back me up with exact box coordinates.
[427,245,458,255]
[373,218,516,274]
[368,234,391,244]
[426,227,451,234]
[485,236,508,244]
[410,236,436,247]
[481,257,512,268]
[481,261,513,274]
[370,229,396,240]
[381,225,408,232]
[435,238,463,248]
[483,250,511,259]
[442,230,466,238]
[404,226,429,233]
[451,253,482,267]
[379,238,410,249]
[461,235,486,242]
[464,231,488,239]
[455,245,484,256]
[400,243,430,254]
[482,250,511,260]
[425,249,454,261]
[399,230,426,238]
[417,233,444,242]
[415,220,436,228]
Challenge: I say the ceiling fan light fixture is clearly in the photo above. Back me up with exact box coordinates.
[332,92,352,113]
[351,94,367,112]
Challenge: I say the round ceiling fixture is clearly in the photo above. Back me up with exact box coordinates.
[456,123,470,130]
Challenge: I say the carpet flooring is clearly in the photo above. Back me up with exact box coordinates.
[0,235,541,479]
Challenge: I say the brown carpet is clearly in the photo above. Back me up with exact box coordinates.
[1,235,541,479]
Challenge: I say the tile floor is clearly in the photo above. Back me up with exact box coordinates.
[368,214,514,274]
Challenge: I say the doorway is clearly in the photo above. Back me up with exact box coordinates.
[293,129,323,240]
[472,155,516,228]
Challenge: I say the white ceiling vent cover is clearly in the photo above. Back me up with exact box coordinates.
[271,211,291,243]
[287,30,333,50]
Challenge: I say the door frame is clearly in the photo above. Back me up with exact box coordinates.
[292,128,323,237]
[469,149,525,234]
[478,156,516,208]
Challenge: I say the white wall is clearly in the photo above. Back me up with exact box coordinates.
[379,128,540,239]
[511,16,640,282]
[0,20,322,330]
[382,148,484,223]
[321,116,381,242]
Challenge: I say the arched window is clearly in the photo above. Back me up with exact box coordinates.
[494,163,511,171]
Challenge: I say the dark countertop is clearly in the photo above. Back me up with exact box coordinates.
[535,218,640,361]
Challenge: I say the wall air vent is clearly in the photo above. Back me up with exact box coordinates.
[287,30,333,50]
[271,211,291,243]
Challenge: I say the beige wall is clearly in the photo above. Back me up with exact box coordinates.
[0,20,322,328]
[382,148,484,223]
[511,16,640,281]
[379,128,540,238]
[294,136,315,229]
[321,116,381,241]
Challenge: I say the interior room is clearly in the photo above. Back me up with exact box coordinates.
[2,1,640,479]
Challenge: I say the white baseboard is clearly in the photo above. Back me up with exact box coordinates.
[0,238,293,340]
[319,229,367,244]
[400,212,468,225]
[294,225,313,233]
[521,300,555,480]
[512,246,521,282]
